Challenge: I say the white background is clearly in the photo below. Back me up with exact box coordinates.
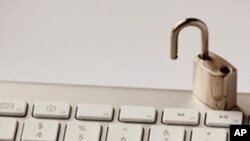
[0,0,250,92]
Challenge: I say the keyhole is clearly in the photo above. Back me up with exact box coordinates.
[220,66,230,74]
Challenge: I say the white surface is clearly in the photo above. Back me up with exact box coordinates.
[0,100,27,116]
[33,101,71,119]
[0,118,17,141]
[149,126,185,141]
[0,0,250,92]
[107,124,143,141]
[22,120,59,141]
[76,104,113,121]
[205,110,243,127]
[162,108,199,125]
[191,128,227,141]
[64,122,102,141]
[119,105,156,123]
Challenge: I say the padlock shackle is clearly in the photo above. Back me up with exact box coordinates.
[171,18,209,60]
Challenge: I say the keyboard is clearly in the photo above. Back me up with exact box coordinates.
[0,80,249,141]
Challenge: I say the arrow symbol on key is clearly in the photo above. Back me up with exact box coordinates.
[122,128,128,132]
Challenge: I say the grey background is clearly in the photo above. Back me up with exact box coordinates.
[0,0,249,92]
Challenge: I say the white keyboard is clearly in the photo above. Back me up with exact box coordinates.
[0,80,249,141]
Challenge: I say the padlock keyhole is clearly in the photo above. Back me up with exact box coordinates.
[220,66,230,74]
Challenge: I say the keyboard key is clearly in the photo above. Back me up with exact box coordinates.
[206,110,243,127]
[162,108,199,125]
[0,118,17,141]
[119,105,156,123]
[64,122,102,141]
[149,125,185,141]
[191,128,227,141]
[107,123,143,141]
[0,100,27,117]
[33,101,71,119]
[76,104,113,121]
[21,120,60,141]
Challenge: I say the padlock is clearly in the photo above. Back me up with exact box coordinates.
[170,18,237,110]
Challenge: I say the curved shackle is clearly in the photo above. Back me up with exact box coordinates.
[171,18,209,60]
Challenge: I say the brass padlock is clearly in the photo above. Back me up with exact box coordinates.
[170,18,237,110]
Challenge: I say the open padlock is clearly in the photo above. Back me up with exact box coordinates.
[170,18,237,110]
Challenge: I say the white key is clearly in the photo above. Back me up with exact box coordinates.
[0,118,17,141]
[22,120,60,141]
[149,126,185,141]
[191,128,227,141]
[206,110,243,127]
[162,108,199,125]
[119,105,156,123]
[33,101,70,119]
[64,122,102,141]
[107,124,143,141]
[76,104,113,121]
[0,100,27,116]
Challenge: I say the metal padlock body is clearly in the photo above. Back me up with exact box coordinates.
[193,51,237,110]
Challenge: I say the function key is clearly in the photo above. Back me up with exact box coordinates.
[33,101,71,119]
[119,105,156,123]
[0,100,27,117]
[205,110,243,127]
[162,108,199,125]
[76,104,113,121]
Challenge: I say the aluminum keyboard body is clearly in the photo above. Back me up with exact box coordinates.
[0,81,249,141]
